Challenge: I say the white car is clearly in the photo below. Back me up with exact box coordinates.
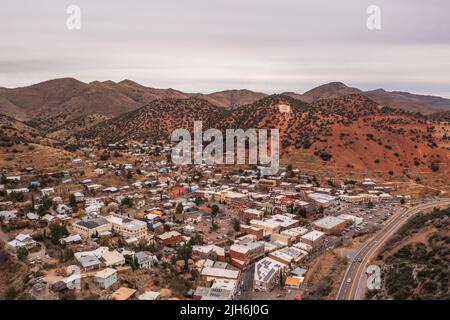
[347,278,352,283]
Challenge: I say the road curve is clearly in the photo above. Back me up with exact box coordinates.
[336,199,450,300]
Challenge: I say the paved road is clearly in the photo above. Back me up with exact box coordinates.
[336,199,450,300]
[240,262,255,300]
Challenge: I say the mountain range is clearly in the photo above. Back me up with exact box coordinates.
[1,78,450,131]
[1,78,449,179]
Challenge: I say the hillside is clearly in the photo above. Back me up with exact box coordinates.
[78,97,225,144]
[0,79,266,132]
[284,82,450,114]
[216,94,450,176]
[372,207,450,300]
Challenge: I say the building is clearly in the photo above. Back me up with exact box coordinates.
[254,257,287,292]
[101,250,125,267]
[72,217,112,238]
[313,216,347,235]
[300,230,325,249]
[7,234,36,251]
[229,241,265,269]
[95,268,118,289]
[193,279,238,300]
[239,224,264,240]
[134,252,158,269]
[192,245,226,262]
[111,287,136,300]
[250,219,280,236]
[105,214,147,240]
[268,246,308,266]
[157,231,182,246]
[200,267,240,283]
[306,192,336,207]
[337,214,364,226]
[242,208,264,220]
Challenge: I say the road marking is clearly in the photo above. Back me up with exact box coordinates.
[338,200,450,300]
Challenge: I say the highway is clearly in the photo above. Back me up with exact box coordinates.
[336,199,450,300]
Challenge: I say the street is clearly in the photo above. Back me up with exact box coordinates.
[336,199,450,300]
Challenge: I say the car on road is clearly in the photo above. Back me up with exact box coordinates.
[347,278,352,283]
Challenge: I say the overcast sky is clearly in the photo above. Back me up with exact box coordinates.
[1,0,450,97]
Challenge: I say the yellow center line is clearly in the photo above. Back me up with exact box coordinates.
[346,201,450,299]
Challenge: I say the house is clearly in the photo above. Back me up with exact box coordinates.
[0,210,17,221]
[76,254,102,271]
[95,268,118,289]
[134,252,158,269]
[56,204,72,215]
[7,234,36,251]
[41,187,55,196]
[111,287,136,300]
[60,234,82,245]
[138,291,161,300]
[157,231,182,246]
[73,192,85,203]
[101,250,125,267]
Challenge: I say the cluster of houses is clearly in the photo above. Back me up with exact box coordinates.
[0,141,408,300]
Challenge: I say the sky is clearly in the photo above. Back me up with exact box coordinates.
[1,0,450,97]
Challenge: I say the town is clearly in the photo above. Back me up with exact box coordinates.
[0,140,416,300]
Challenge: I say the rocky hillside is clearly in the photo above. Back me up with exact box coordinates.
[78,97,225,144]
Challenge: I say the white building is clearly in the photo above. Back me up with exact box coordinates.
[95,268,118,289]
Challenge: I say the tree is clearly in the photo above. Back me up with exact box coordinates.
[37,205,47,217]
[177,244,193,268]
[126,170,133,179]
[69,194,77,208]
[4,287,19,300]
[16,247,28,260]
[188,233,203,246]
[211,205,219,216]
[175,202,184,214]
[121,197,133,208]
[9,191,24,202]
[232,218,240,232]
[49,222,68,244]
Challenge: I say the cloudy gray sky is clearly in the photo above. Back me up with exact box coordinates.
[1,0,450,97]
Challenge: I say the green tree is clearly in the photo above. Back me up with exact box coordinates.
[69,194,77,208]
[49,223,68,244]
[4,287,19,300]
[232,218,241,232]
[211,205,219,216]
[175,202,184,214]
[16,247,28,260]
[126,170,133,179]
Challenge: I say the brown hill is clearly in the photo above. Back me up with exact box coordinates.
[283,82,450,114]
[196,89,267,109]
[78,97,225,144]
[216,94,450,176]
[0,79,266,132]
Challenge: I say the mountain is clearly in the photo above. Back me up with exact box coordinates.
[78,97,225,144]
[197,89,267,109]
[77,93,450,176]
[0,78,266,132]
[283,82,450,115]
[283,82,362,103]
[215,94,450,175]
